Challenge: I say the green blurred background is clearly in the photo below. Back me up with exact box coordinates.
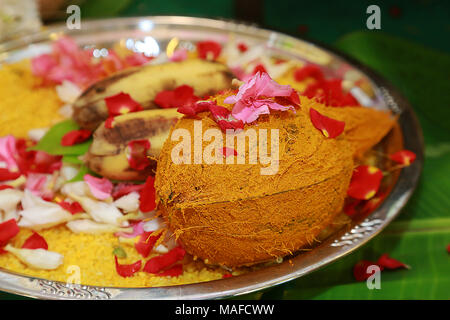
[1,0,449,299]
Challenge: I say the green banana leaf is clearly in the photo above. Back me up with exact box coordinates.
[30,119,92,157]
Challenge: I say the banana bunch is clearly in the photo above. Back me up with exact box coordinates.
[73,59,234,131]
[84,108,181,181]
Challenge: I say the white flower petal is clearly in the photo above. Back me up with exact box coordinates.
[69,194,127,227]
[154,244,169,253]
[3,209,19,222]
[0,189,23,215]
[60,164,79,182]
[18,190,72,228]
[113,192,140,213]
[5,245,63,270]
[56,80,82,103]
[66,219,128,234]
[61,181,89,198]
[143,217,164,232]
[28,128,49,142]
[59,104,74,118]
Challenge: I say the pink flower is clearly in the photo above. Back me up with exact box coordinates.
[169,48,188,62]
[224,72,298,123]
[0,135,19,172]
[115,220,145,238]
[25,173,53,200]
[31,54,57,78]
[84,174,113,200]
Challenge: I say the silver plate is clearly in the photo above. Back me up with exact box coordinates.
[0,16,423,300]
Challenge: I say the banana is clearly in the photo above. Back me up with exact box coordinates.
[84,108,181,181]
[73,59,234,131]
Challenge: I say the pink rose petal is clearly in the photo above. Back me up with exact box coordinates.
[169,48,188,62]
[115,220,145,238]
[225,72,297,124]
[84,174,113,200]
[0,135,19,172]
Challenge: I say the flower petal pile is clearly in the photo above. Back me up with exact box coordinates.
[31,37,151,88]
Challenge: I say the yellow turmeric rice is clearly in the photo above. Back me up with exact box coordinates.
[0,61,230,287]
[0,61,63,138]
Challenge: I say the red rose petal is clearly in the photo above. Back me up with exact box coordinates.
[347,165,383,200]
[353,260,381,281]
[22,231,48,250]
[362,192,387,213]
[114,256,142,278]
[0,169,21,182]
[309,107,345,139]
[389,150,416,166]
[112,183,145,200]
[173,85,197,105]
[154,90,175,109]
[134,232,161,258]
[15,139,62,175]
[126,140,151,171]
[237,42,248,53]
[143,247,185,274]
[209,103,244,132]
[154,85,199,111]
[221,147,238,157]
[252,64,267,75]
[0,185,14,191]
[303,78,360,107]
[377,254,409,270]
[344,199,362,217]
[156,264,183,277]
[104,92,143,117]
[294,65,324,82]
[105,116,115,129]
[58,201,84,215]
[139,176,156,213]
[61,129,92,146]
[0,219,20,247]
[178,101,211,117]
[197,40,222,60]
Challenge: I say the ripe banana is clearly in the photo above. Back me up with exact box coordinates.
[84,108,181,181]
[73,59,234,131]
